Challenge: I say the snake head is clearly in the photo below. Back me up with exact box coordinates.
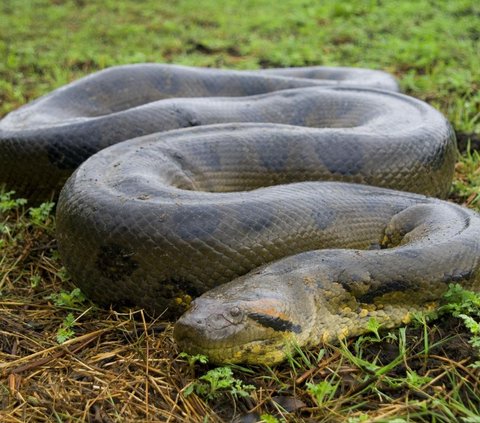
[173,270,313,365]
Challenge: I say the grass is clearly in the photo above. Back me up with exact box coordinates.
[1,0,480,421]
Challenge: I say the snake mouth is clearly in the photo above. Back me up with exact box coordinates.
[174,320,291,365]
[173,297,301,364]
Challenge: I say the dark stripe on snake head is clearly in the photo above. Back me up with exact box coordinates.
[248,312,302,333]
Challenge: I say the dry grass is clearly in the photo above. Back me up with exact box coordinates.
[1,202,479,422]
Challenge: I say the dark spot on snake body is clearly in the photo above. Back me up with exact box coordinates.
[173,107,201,127]
[151,70,181,96]
[312,207,336,230]
[237,205,274,233]
[357,280,412,303]
[395,249,421,259]
[170,206,221,241]
[157,277,204,299]
[315,138,364,176]
[96,244,139,281]
[248,312,302,333]
[46,123,109,171]
[202,148,221,170]
[187,143,222,171]
[256,140,289,171]
[202,77,227,95]
[286,110,307,127]
[46,137,91,171]
[421,129,454,172]
[442,269,473,283]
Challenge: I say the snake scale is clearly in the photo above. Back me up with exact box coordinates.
[1,64,479,365]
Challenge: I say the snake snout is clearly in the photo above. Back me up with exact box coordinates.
[173,298,248,351]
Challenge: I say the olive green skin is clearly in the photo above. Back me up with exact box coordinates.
[1,64,474,365]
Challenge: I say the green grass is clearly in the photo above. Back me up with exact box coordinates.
[1,0,480,421]
[1,0,479,139]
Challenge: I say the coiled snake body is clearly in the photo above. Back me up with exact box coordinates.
[1,64,479,364]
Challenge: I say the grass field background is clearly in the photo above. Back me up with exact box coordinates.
[1,0,479,421]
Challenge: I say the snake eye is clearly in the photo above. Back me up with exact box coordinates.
[229,306,241,317]
[224,306,244,323]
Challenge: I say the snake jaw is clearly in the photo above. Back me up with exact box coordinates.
[173,293,305,364]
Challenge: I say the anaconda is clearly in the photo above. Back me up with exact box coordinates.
[1,64,478,365]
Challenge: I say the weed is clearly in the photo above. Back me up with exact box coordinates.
[439,283,480,365]
[366,316,382,340]
[183,366,255,401]
[260,414,280,423]
[0,191,27,213]
[29,274,41,288]
[306,380,339,406]
[48,287,87,309]
[29,201,55,228]
[179,352,209,367]
[56,312,76,343]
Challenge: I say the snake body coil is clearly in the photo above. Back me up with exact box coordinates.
[1,64,478,364]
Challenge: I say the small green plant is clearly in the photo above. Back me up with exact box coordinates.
[405,370,433,389]
[306,380,339,406]
[55,306,92,343]
[0,191,27,213]
[179,352,209,377]
[179,352,209,367]
[366,317,382,340]
[29,201,55,227]
[56,313,76,343]
[440,284,480,365]
[260,414,280,423]
[184,366,255,401]
[48,288,87,308]
[347,414,370,423]
[30,274,41,288]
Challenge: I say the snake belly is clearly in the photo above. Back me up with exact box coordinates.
[2,64,479,365]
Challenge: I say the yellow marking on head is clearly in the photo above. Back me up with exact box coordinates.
[402,313,412,324]
[425,301,438,311]
[303,276,317,288]
[358,308,369,318]
[338,327,349,340]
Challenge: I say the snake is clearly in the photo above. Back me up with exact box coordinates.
[1,64,479,365]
